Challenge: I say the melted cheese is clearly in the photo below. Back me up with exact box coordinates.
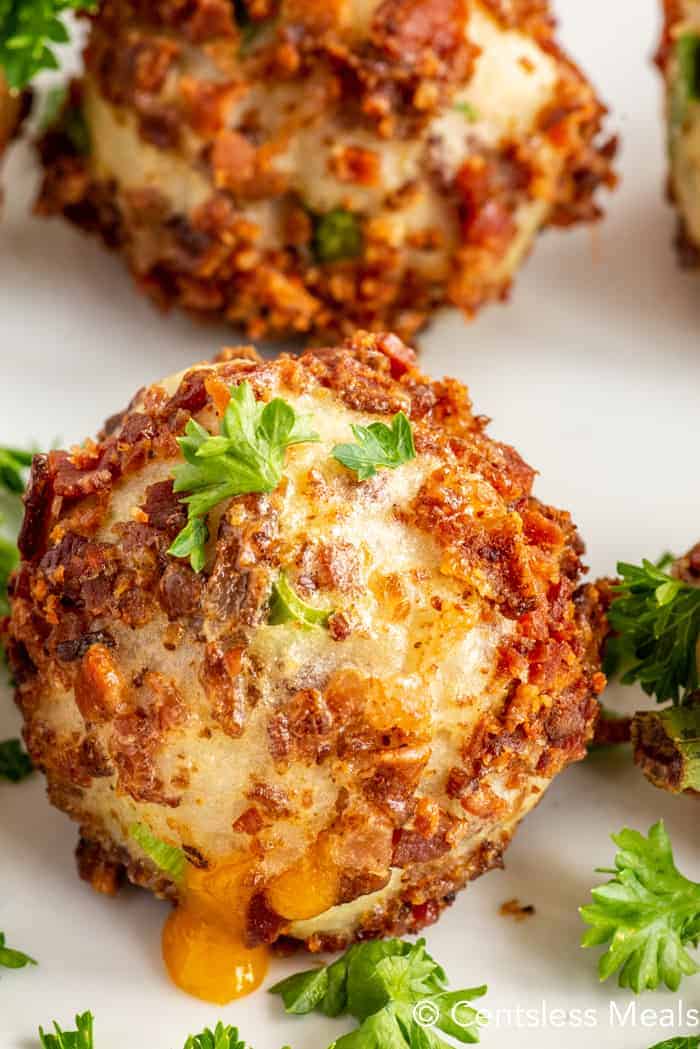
[162,858,269,1004]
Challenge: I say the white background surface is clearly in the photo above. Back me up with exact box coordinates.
[1,1,700,1046]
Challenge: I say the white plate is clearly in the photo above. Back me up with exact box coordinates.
[2,2,700,1046]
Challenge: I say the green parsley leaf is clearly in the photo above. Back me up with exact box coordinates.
[0,930,36,971]
[168,516,209,574]
[332,1003,411,1049]
[271,938,486,1045]
[0,446,32,493]
[268,572,332,628]
[39,1011,94,1049]
[313,209,363,263]
[184,1022,249,1049]
[0,1,97,91]
[0,737,33,781]
[649,1040,700,1049]
[607,557,700,704]
[580,820,700,992]
[169,381,319,572]
[332,412,416,481]
[129,822,186,883]
[453,100,479,121]
[0,534,18,619]
[0,445,32,620]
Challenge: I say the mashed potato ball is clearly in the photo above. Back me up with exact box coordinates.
[7,333,607,1001]
[37,0,615,341]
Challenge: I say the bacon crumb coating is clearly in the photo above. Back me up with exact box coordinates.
[0,72,27,169]
[6,332,607,950]
[35,0,615,343]
[659,0,700,264]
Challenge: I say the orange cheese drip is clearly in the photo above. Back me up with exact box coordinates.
[161,843,341,1003]
[266,844,339,921]
[161,858,268,1005]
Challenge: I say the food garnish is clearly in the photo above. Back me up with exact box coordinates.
[0,930,36,973]
[607,557,700,704]
[312,209,363,263]
[0,737,33,781]
[581,820,700,992]
[271,937,487,1046]
[453,101,480,121]
[632,695,700,794]
[268,572,332,628]
[169,381,319,571]
[129,823,186,883]
[39,1011,93,1049]
[332,412,416,481]
[0,2,96,90]
[184,1023,249,1049]
[649,1039,700,1049]
[0,445,31,622]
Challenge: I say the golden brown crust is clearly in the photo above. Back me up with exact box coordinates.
[0,73,29,167]
[8,333,606,949]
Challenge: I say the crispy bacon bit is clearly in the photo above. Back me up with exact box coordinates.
[246,892,284,947]
[200,642,247,737]
[17,455,54,561]
[329,146,381,186]
[374,333,418,379]
[392,820,452,866]
[371,0,469,65]
[180,77,239,137]
[362,748,429,823]
[211,130,257,192]
[110,671,186,806]
[141,481,187,535]
[233,806,265,834]
[76,837,124,896]
[75,644,125,724]
[412,466,539,618]
[500,897,535,920]
[56,630,116,663]
[158,563,202,619]
[166,370,210,417]
[268,689,335,764]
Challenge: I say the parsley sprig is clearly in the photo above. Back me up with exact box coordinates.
[632,696,700,794]
[0,1,97,91]
[0,445,31,620]
[607,557,700,704]
[0,930,36,973]
[581,820,700,992]
[39,1011,94,1049]
[169,381,318,572]
[184,1023,249,1049]
[332,412,416,481]
[0,737,33,781]
[271,937,487,1046]
[650,1040,700,1049]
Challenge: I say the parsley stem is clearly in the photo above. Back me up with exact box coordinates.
[632,695,700,794]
